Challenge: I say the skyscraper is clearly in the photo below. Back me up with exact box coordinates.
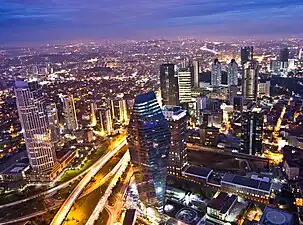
[242,60,259,105]
[280,47,289,69]
[211,59,222,87]
[15,79,57,174]
[178,69,192,103]
[241,46,254,64]
[227,59,238,86]
[160,64,179,106]
[99,108,113,136]
[46,103,60,144]
[193,60,199,88]
[162,106,188,176]
[62,95,78,131]
[128,91,170,212]
[241,106,263,155]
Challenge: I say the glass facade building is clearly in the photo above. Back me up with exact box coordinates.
[160,64,179,106]
[128,91,170,212]
[162,106,188,176]
[15,79,57,173]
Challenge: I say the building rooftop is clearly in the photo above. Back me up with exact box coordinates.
[259,206,294,225]
[222,173,271,192]
[207,192,237,215]
[134,91,157,104]
[184,166,213,179]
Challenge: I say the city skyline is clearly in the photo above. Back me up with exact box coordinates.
[1,0,303,44]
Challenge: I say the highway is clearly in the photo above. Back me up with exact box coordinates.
[0,204,60,225]
[85,151,130,225]
[50,138,127,225]
[0,134,127,210]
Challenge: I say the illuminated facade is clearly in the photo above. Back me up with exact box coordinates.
[241,106,263,155]
[211,59,222,87]
[242,60,259,105]
[15,79,57,174]
[227,59,238,86]
[162,106,188,176]
[193,60,199,88]
[241,46,254,64]
[160,64,179,106]
[178,69,192,103]
[110,99,129,125]
[128,91,170,212]
[62,95,78,131]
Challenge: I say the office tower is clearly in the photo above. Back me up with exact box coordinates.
[280,48,289,69]
[46,103,60,143]
[196,96,207,123]
[270,60,282,73]
[241,46,254,64]
[258,80,271,98]
[178,69,192,103]
[241,106,263,155]
[128,91,170,212]
[162,106,187,176]
[211,59,222,87]
[62,95,78,131]
[242,60,259,105]
[193,60,199,88]
[227,59,238,86]
[15,79,57,173]
[299,48,303,60]
[160,64,179,106]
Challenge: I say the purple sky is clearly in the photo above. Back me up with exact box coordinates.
[1,0,303,44]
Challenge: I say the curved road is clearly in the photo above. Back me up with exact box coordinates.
[50,139,127,225]
[0,137,126,210]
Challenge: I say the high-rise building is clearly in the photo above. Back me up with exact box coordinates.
[193,60,199,88]
[258,80,271,98]
[241,46,254,64]
[196,96,207,123]
[242,60,259,105]
[110,99,128,125]
[227,59,238,86]
[90,102,97,127]
[46,103,60,143]
[62,95,78,131]
[101,108,113,135]
[15,79,57,174]
[211,59,222,87]
[160,64,179,106]
[241,106,263,155]
[178,69,192,103]
[128,91,170,212]
[162,106,187,176]
[280,48,289,69]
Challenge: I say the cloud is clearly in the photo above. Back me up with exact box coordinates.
[0,0,302,44]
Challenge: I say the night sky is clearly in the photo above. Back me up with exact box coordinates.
[1,0,303,44]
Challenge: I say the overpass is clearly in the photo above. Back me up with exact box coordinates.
[50,138,127,225]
